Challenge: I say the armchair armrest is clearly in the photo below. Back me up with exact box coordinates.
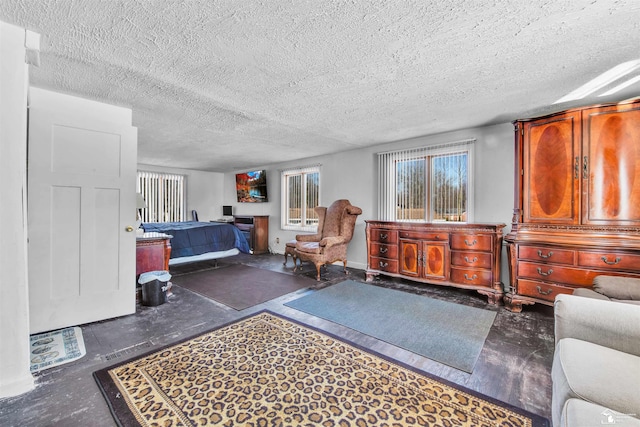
[319,236,347,247]
[554,294,640,357]
[296,233,321,242]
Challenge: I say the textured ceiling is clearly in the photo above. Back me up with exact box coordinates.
[2,1,640,172]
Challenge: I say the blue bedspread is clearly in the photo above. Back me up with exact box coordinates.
[142,221,250,258]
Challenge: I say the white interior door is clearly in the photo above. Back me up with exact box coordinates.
[27,88,137,334]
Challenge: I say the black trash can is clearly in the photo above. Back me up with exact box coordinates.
[138,271,171,307]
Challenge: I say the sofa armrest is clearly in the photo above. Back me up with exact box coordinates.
[554,294,640,357]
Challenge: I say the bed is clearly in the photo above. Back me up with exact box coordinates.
[141,221,250,266]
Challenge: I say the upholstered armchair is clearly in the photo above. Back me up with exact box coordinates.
[294,199,362,281]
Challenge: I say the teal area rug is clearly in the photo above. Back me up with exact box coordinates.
[285,280,497,373]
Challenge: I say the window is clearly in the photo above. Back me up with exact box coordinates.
[281,165,320,231]
[378,139,475,222]
[137,171,186,222]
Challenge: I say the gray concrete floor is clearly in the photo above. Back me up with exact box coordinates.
[0,253,554,426]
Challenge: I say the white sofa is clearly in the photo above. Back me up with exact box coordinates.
[552,294,640,427]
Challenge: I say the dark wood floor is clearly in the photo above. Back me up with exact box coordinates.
[0,253,554,426]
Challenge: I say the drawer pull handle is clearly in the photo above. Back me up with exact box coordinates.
[601,256,621,265]
[464,239,477,246]
[380,247,388,254]
[536,267,553,276]
[536,286,553,296]
[379,261,388,268]
[380,233,388,240]
[464,274,478,281]
[464,256,478,263]
[537,250,554,259]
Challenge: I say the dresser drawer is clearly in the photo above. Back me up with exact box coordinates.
[450,251,492,269]
[369,256,398,273]
[450,267,492,286]
[370,229,398,244]
[578,251,640,271]
[450,234,493,251]
[369,242,398,259]
[516,279,575,303]
[518,245,575,265]
[399,231,448,241]
[517,261,597,286]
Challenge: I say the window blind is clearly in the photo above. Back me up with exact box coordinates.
[377,139,475,221]
[137,171,185,222]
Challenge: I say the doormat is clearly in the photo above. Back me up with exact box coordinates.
[30,326,86,373]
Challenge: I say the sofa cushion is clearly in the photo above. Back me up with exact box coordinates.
[552,338,640,426]
[562,399,640,427]
[594,276,640,301]
[571,287,610,301]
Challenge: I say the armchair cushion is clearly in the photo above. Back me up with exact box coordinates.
[296,241,321,255]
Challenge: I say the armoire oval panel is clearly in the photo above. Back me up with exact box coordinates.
[533,125,567,216]
[590,115,636,219]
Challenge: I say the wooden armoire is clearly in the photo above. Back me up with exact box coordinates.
[504,99,640,312]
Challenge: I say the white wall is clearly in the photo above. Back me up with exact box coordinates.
[0,21,35,398]
[221,122,515,281]
[141,121,515,288]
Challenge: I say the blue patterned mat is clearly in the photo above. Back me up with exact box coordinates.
[30,326,86,373]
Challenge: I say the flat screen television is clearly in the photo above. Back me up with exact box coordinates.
[236,170,268,203]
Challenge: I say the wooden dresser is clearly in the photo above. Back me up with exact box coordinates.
[233,215,269,254]
[366,221,506,305]
[505,99,640,312]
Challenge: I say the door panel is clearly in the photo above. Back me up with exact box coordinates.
[424,243,447,279]
[28,89,137,333]
[583,104,640,225]
[523,112,581,224]
[400,239,420,277]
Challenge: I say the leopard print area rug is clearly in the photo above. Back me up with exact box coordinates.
[94,311,549,427]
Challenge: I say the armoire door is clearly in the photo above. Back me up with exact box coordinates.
[522,111,582,224]
[582,102,640,226]
[28,88,138,334]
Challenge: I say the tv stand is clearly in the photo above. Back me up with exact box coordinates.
[234,215,269,254]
